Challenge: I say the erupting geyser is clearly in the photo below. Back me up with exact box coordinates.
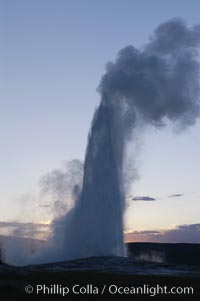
[63,94,125,258]
[3,18,200,266]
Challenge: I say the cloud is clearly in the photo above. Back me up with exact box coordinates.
[132,196,156,201]
[168,194,183,198]
[132,230,160,235]
[125,223,200,243]
[0,222,49,228]
[177,223,200,231]
[0,222,50,240]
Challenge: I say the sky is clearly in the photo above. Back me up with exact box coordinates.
[0,0,200,242]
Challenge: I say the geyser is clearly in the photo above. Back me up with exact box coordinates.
[3,18,200,265]
[62,95,125,259]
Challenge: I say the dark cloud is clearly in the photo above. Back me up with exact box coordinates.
[168,194,183,198]
[177,223,200,231]
[126,223,200,243]
[132,196,156,201]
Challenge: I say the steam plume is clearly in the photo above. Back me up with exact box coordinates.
[99,18,200,132]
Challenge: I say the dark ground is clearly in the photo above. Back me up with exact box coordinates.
[0,243,200,300]
[128,242,200,265]
[1,270,200,300]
